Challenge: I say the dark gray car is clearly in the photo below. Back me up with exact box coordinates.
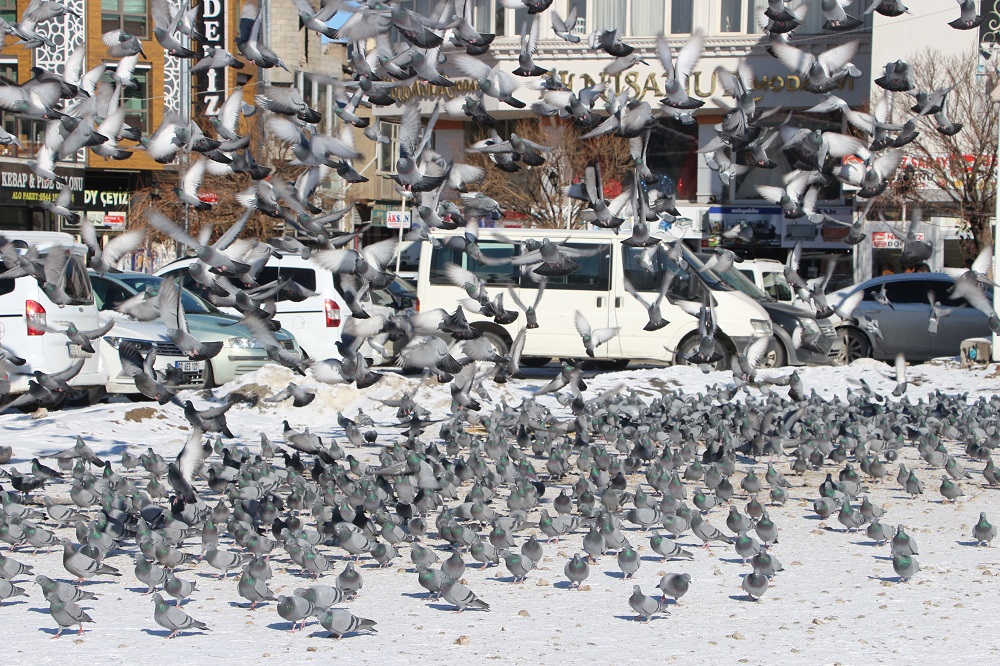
[830,273,991,362]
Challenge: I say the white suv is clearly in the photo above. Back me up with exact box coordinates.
[0,232,108,400]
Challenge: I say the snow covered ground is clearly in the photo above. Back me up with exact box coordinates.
[3,358,1000,665]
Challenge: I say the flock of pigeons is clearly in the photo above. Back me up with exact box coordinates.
[0,0,998,645]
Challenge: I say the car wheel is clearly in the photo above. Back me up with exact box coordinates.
[841,328,872,363]
[674,334,732,371]
[759,338,787,369]
[520,356,551,368]
[479,328,510,357]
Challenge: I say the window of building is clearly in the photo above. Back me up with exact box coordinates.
[376,121,400,173]
[631,0,664,38]
[593,0,626,34]
[0,0,16,24]
[569,0,587,34]
[102,0,148,38]
[122,68,151,134]
[670,0,693,33]
[720,0,742,32]
[745,0,768,33]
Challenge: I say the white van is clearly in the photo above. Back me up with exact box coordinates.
[416,229,772,368]
[155,254,415,363]
[0,231,108,399]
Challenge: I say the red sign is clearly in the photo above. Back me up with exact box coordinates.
[872,231,924,249]
[104,212,125,228]
[198,193,218,204]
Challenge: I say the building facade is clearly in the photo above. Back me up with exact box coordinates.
[344,0,876,287]
[0,0,346,268]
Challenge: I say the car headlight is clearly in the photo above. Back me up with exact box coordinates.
[801,318,820,335]
[751,319,772,335]
[228,337,263,349]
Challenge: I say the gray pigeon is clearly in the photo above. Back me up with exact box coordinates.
[163,573,197,605]
[135,555,168,593]
[62,539,121,582]
[277,594,316,631]
[939,476,963,503]
[34,575,97,603]
[656,573,691,604]
[628,585,669,622]
[152,592,209,638]
[502,550,534,583]
[617,542,640,578]
[866,519,894,545]
[750,551,784,578]
[974,513,996,547]
[892,553,919,581]
[564,553,590,589]
[238,568,276,609]
[891,525,919,557]
[742,572,769,601]
[205,545,248,578]
[690,514,734,547]
[0,577,28,604]
[46,592,94,637]
[416,566,444,599]
[649,532,694,561]
[318,608,377,639]
[734,532,762,562]
[440,578,491,612]
[441,551,466,581]
[294,585,345,610]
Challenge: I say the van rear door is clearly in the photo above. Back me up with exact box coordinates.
[24,249,103,377]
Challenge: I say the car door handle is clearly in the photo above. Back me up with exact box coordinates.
[597,296,603,307]
[615,297,622,308]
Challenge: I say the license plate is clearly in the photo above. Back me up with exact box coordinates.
[175,361,200,372]
[68,344,92,358]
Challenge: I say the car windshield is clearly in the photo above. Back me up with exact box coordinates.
[116,275,218,313]
[713,264,773,301]
[686,249,772,301]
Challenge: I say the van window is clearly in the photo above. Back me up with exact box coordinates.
[0,278,13,297]
[257,267,318,299]
[621,245,696,299]
[62,255,94,304]
[535,243,611,291]
[429,242,519,286]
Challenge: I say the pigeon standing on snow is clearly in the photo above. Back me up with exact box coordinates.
[628,585,669,622]
[973,513,996,546]
[440,578,491,612]
[657,573,691,604]
[152,592,210,638]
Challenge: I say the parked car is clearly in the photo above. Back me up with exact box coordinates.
[416,229,773,370]
[0,232,107,401]
[696,254,842,367]
[90,272,302,388]
[155,254,413,363]
[830,272,992,362]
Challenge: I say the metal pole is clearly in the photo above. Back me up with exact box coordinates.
[395,195,406,274]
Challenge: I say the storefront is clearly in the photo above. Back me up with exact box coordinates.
[0,161,85,231]
[701,204,857,291]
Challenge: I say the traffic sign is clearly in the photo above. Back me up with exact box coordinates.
[386,211,411,229]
